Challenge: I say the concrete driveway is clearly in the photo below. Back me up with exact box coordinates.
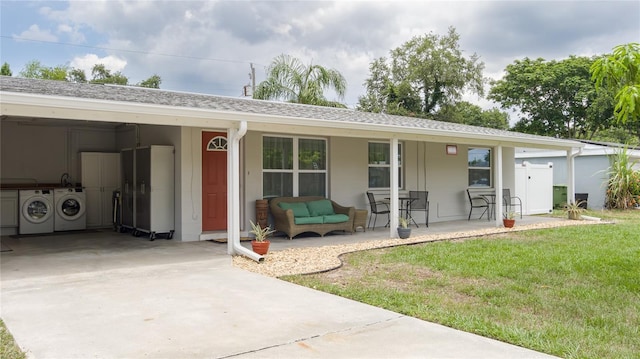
[1,230,558,358]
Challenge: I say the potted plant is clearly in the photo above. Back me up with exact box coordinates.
[397,216,411,239]
[249,220,275,255]
[565,201,585,220]
[503,211,516,228]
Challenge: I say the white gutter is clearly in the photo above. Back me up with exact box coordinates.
[566,147,584,206]
[227,121,263,262]
[2,91,583,151]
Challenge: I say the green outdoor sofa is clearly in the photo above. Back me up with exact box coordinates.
[269,196,356,239]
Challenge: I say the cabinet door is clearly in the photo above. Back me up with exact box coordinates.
[121,149,135,228]
[81,153,102,188]
[101,154,121,188]
[0,191,19,228]
[81,152,120,227]
[135,147,151,230]
[81,153,103,227]
[100,154,120,226]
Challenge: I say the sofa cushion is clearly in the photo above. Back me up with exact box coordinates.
[294,216,324,225]
[278,202,310,217]
[307,199,335,217]
[323,214,349,224]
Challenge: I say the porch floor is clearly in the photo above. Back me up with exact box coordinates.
[260,214,566,252]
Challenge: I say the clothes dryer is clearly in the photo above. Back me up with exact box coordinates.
[19,189,54,234]
[54,187,87,231]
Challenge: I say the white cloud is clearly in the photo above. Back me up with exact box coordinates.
[5,0,639,110]
[56,24,85,43]
[69,54,127,76]
[14,24,57,42]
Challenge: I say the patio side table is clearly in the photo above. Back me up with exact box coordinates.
[354,209,368,232]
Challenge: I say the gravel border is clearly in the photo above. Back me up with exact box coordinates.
[232,220,610,278]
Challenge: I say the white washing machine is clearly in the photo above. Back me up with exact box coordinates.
[19,189,55,235]
[54,187,87,231]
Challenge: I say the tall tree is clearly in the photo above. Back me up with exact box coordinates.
[435,101,509,130]
[254,54,347,108]
[590,42,640,134]
[16,60,162,89]
[1,62,12,76]
[358,27,485,116]
[19,60,69,81]
[489,56,614,139]
[68,68,87,83]
[138,74,161,89]
[89,64,128,85]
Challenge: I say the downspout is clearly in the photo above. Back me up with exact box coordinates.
[227,121,264,262]
[566,146,583,206]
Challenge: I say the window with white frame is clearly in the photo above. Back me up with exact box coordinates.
[368,142,403,188]
[468,148,491,187]
[263,136,327,197]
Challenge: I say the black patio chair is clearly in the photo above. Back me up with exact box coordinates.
[466,189,490,221]
[503,188,523,219]
[409,190,429,227]
[366,192,390,230]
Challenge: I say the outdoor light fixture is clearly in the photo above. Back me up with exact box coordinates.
[446,144,457,155]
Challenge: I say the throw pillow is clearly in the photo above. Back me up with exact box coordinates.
[278,202,310,217]
[307,199,335,217]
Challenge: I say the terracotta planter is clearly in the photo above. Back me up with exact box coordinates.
[503,219,515,228]
[251,240,270,255]
[397,227,411,239]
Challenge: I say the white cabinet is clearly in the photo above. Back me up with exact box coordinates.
[81,152,120,228]
[1,190,19,235]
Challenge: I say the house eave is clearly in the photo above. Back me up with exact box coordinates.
[1,91,583,151]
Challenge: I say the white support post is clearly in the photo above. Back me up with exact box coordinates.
[389,138,399,237]
[567,149,576,205]
[495,145,503,226]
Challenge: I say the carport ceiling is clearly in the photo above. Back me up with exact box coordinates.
[1,115,122,129]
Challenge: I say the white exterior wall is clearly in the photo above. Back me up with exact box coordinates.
[502,147,516,192]
[0,117,526,242]
[425,143,470,221]
[243,130,264,232]
[176,127,203,241]
[1,121,117,185]
[329,137,369,208]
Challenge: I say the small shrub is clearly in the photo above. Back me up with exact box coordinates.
[605,147,640,209]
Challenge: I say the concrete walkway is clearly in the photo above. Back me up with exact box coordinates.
[1,230,559,358]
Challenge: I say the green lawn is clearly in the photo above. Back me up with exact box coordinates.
[1,319,25,359]
[284,210,640,359]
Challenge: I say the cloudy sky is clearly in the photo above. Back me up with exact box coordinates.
[1,0,638,110]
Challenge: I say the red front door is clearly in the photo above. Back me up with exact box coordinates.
[202,132,227,231]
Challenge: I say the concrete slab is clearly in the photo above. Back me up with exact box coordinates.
[1,226,560,358]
